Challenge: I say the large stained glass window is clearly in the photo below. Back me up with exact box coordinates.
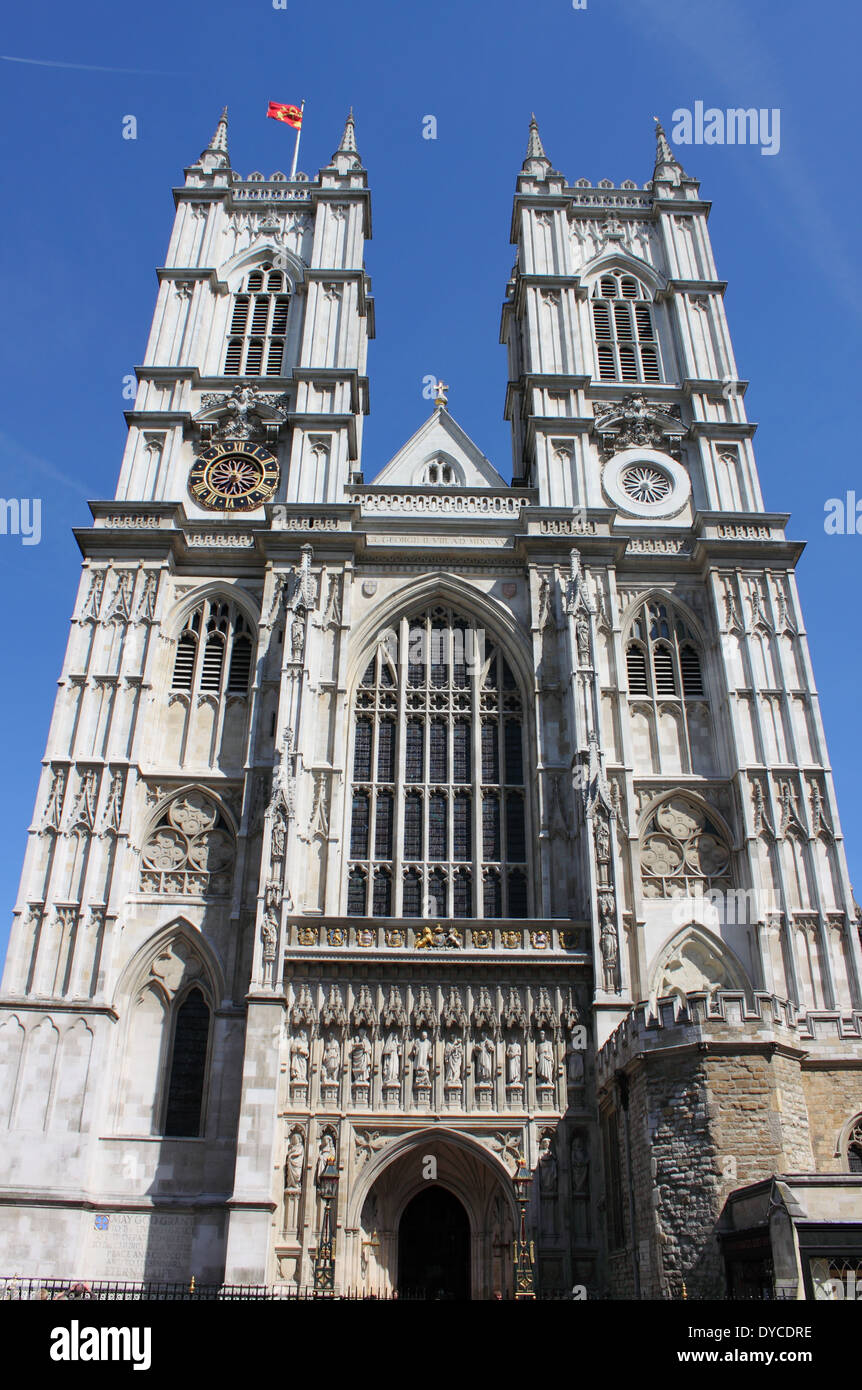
[346,607,529,918]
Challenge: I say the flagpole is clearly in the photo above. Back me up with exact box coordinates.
[289,99,305,180]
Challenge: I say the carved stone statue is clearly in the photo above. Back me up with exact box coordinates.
[505,1039,522,1085]
[601,922,619,992]
[538,1134,558,1196]
[284,1131,305,1194]
[316,1130,336,1184]
[382,1032,400,1085]
[289,1029,309,1083]
[412,1030,433,1084]
[322,1034,341,1084]
[290,612,305,662]
[350,1031,372,1085]
[566,1041,585,1087]
[444,1035,463,1086]
[536,1030,554,1087]
[474,1034,494,1084]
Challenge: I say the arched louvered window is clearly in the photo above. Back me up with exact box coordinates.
[172,614,200,689]
[347,607,531,918]
[223,263,290,378]
[626,645,648,695]
[164,987,211,1137]
[171,599,255,699]
[625,597,711,774]
[591,271,662,383]
[627,601,705,701]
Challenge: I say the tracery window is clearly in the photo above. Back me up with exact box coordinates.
[640,796,732,898]
[163,986,211,1137]
[223,264,290,377]
[140,791,236,897]
[846,1115,862,1173]
[346,607,529,918]
[625,597,710,773]
[171,599,254,698]
[591,271,662,383]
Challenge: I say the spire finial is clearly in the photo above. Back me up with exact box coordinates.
[432,378,449,407]
[521,113,553,177]
[526,113,548,162]
[652,113,686,183]
[335,107,358,155]
[208,105,229,155]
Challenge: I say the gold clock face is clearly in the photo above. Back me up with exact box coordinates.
[188,443,279,511]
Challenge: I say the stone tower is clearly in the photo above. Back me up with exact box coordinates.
[0,111,859,1301]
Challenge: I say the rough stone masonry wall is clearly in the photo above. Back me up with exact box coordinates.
[596,994,838,1299]
[801,1066,862,1171]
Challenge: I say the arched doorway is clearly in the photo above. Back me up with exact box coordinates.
[398,1186,470,1300]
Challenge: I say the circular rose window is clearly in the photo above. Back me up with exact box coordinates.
[602,447,691,519]
[621,464,672,505]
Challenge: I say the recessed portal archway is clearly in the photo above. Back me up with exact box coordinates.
[348,1129,517,1299]
[398,1186,470,1300]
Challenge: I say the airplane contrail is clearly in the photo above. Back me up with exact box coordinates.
[1,54,183,75]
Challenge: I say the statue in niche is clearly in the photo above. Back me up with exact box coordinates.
[289,1029,309,1083]
[538,1134,558,1196]
[570,1134,591,1238]
[536,1030,555,1087]
[505,1038,523,1085]
[284,1130,305,1194]
[444,1035,464,1086]
[600,922,619,992]
[474,1034,494,1085]
[595,817,610,863]
[350,1031,372,1085]
[290,611,305,662]
[382,1032,401,1085]
[411,1030,433,1085]
[316,1130,336,1184]
[271,807,287,860]
[566,1039,585,1088]
[576,612,591,666]
[322,1034,341,1084]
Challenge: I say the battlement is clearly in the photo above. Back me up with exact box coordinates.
[596,991,862,1086]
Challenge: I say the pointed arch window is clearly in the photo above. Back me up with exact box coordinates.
[591,271,662,383]
[171,599,255,700]
[625,598,709,771]
[347,607,530,918]
[223,264,290,378]
[845,1116,862,1173]
[163,987,211,1137]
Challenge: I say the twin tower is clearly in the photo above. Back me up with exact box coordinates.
[0,110,859,1300]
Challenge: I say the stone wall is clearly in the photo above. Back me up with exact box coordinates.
[596,992,862,1298]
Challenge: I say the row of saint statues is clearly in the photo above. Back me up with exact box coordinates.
[288,1027,584,1089]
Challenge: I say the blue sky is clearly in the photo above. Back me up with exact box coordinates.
[1,0,861,960]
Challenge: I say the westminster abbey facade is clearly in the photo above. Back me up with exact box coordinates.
[0,110,860,1300]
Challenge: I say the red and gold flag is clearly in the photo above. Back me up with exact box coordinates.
[267,101,303,129]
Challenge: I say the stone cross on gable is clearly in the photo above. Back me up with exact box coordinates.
[433,379,449,406]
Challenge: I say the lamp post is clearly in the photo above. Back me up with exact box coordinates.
[512,1156,536,1300]
[313,1160,339,1294]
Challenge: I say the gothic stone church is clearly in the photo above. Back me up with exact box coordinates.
[1,110,860,1301]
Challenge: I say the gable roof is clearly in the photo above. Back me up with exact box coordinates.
[370,406,507,488]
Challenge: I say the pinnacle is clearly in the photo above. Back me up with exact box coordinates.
[524,112,549,166]
[208,105,229,156]
[652,114,686,181]
[335,107,358,156]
